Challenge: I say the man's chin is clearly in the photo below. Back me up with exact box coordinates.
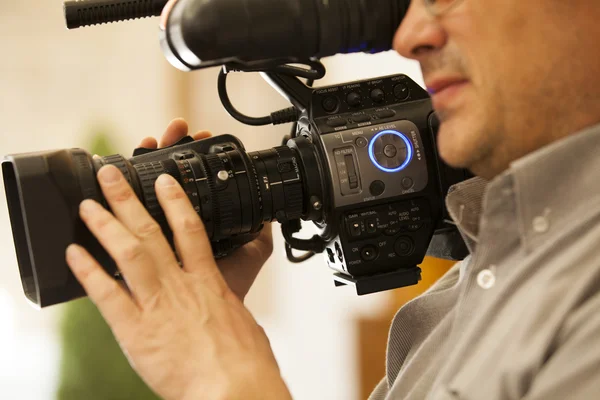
[435,122,488,177]
[435,121,469,168]
[438,137,497,180]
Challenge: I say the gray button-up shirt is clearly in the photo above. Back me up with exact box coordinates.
[369,123,600,399]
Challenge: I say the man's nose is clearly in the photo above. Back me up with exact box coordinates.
[393,1,447,60]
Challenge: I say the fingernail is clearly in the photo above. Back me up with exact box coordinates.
[156,174,176,187]
[80,199,100,216]
[98,165,121,183]
[66,244,83,264]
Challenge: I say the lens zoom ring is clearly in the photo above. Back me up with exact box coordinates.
[133,161,166,222]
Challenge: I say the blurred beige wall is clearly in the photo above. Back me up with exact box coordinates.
[0,1,426,399]
[0,1,180,398]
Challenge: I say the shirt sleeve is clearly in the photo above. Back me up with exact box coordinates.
[522,289,600,400]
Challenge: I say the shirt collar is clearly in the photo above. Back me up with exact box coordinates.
[446,122,600,255]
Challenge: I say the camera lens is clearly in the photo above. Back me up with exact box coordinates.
[2,135,322,307]
[104,145,307,246]
[103,142,312,251]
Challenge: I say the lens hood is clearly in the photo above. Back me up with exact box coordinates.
[2,149,114,307]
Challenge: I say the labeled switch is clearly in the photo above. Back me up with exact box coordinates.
[375,109,396,119]
[350,221,362,237]
[334,147,361,195]
[327,118,347,127]
[352,114,371,123]
[366,219,377,234]
[345,154,359,189]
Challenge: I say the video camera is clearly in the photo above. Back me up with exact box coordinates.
[2,0,471,308]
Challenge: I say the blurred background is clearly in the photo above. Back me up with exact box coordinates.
[0,1,454,399]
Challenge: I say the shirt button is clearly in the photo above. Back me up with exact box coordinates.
[533,216,550,233]
[533,208,552,234]
[477,269,496,289]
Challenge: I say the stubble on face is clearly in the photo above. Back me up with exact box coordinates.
[432,1,600,180]
[418,40,503,179]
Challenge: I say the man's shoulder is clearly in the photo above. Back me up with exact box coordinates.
[423,256,468,295]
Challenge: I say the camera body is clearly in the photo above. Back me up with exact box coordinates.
[131,72,468,294]
[298,73,468,292]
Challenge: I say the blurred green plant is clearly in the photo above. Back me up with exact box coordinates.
[56,126,161,400]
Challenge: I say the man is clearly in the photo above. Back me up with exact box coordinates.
[65,0,600,399]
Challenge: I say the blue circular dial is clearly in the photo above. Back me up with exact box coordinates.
[368,130,414,173]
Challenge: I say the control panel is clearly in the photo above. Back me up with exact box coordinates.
[309,74,431,209]
[320,119,428,208]
[325,198,433,277]
[311,74,437,281]
[311,74,424,119]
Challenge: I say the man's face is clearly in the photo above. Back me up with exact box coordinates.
[393,1,600,179]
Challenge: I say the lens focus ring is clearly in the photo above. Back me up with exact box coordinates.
[134,161,167,222]
[101,154,143,202]
[102,155,133,184]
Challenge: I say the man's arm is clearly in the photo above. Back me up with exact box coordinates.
[522,289,600,400]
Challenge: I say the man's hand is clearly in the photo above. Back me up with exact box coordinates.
[66,118,290,400]
[138,118,273,301]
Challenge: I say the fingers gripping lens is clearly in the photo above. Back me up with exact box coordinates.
[103,143,306,246]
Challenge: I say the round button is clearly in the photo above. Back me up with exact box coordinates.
[477,269,496,289]
[394,236,414,256]
[370,88,385,103]
[355,137,368,148]
[322,96,339,113]
[368,130,414,173]
[401,177,414,189]
[217,170,229,182]
[384,144,397,158]
[369,180,385,196]
[360,245,378,262]
[533,216,550,233]
[394,83,410,100]
[346,92,362,107]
